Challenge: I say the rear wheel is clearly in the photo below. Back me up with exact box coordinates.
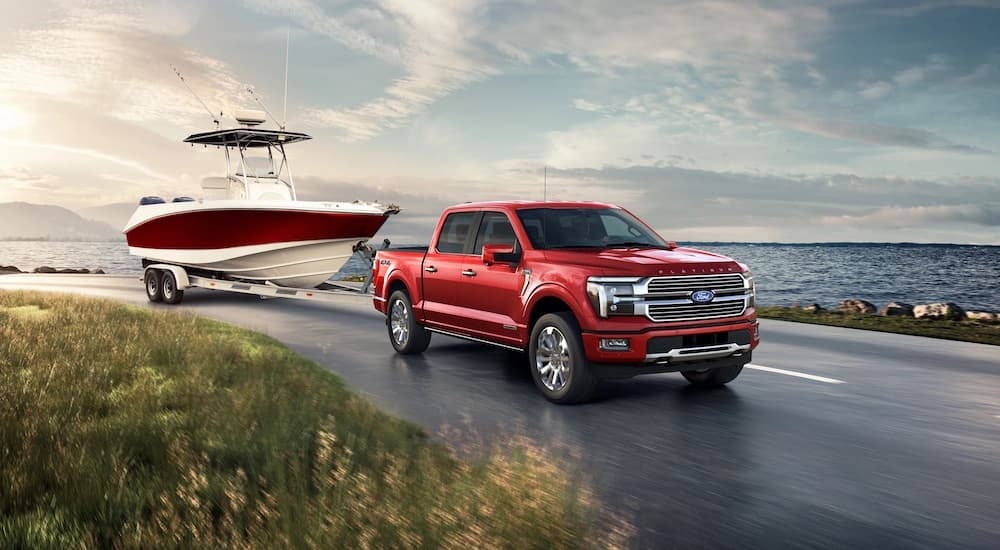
[681,364,744,387]
[529,312,598,404]
[387,290,431,354]
[144,269,162,302]
[161,270,184,305]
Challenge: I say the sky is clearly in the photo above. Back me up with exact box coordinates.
[0,0,998,244]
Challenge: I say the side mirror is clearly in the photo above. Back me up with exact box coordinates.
[483,243,521,265]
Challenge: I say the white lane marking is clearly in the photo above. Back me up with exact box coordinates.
[746,363,845,384]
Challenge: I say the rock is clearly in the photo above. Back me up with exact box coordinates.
[966,311,998,322]
[802,303,825,313]
[93,269,105,275]
[34,266,56,273]
[913,302,965,321]
[56,268,89,274]
[881,302,914,317]
[837,299,876,314]
[0,265,22,273]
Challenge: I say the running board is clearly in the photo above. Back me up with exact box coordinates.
[426,327,524,352]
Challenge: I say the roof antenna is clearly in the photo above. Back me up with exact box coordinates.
[172,65,220,127]
[544,165,548,201]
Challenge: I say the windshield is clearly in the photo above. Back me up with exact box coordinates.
[516,207,668,250]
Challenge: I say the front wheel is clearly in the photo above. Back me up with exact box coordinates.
[528,312,598,404]
[144,269,162,302]
[387,290,431,354]
[681,364,744,387]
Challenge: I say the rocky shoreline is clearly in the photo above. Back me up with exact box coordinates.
[794,299,998,322]
[1,265,106,275]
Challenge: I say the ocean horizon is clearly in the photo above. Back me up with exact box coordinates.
[3,240,998,312]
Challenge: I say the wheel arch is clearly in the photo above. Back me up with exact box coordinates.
[525,284,586,333]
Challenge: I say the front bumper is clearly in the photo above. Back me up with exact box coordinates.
[581,319,758,378]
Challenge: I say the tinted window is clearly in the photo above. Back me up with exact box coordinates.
[436,212,477,254]
[516,208,667,249]
[473,212,518,254]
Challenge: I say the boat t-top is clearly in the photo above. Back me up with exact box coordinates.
[123,110,399,289]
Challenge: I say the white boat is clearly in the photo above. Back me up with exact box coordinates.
[123,113,398,288]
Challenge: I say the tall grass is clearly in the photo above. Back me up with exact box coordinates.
[0,291,631,548]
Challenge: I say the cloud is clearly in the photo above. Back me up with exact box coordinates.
[780,115,993,154]
[572,99,607,112]
[859,81,893,99]
[0,2,244,125]
[496,162,1000,242]
[892,54,948,86]
[252,0,832,141]
[822,205,1000,228]
[871,0,1000,17]
[254,0,499,141]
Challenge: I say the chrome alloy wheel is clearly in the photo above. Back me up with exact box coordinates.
[389,298,410,347]
[534,326,571,391]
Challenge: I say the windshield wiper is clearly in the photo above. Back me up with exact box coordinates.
[545,244,606,249]
[603,241,669,249]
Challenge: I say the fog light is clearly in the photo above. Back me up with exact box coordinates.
[599,338,631,351]
[753,323,760,340]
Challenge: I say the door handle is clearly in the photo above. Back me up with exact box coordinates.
[424,265,438,273]
[461,269,477,277]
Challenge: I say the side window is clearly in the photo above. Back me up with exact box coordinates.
[436,212,477,254]
[473,212,518,254]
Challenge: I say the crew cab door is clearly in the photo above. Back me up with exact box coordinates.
[420,211,478,330]
[458,211,527,347]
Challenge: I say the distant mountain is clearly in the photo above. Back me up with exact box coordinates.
[0,202,123,241]
[78,202,137,232]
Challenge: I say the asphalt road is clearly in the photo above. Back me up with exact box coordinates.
[3,274,999,548]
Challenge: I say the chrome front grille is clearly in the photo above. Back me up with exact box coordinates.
[646,274,746,295]
[646,300,747,322]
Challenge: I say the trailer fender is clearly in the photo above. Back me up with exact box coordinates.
[146,264,191,289]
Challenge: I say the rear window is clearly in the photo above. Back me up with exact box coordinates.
[436,212,477,254]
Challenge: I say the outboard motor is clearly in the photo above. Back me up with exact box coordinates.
[139,196,165,205]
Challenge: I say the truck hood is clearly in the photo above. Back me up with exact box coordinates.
[541,246,744,276]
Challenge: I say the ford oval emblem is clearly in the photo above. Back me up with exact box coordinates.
[691,290,715,304]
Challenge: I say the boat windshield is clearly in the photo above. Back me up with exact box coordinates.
[516,207,669,250]
[235,156,277,179]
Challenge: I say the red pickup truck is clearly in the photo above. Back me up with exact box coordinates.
[372,201,759,403]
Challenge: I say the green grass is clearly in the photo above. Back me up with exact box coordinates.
[0,291,631,549]
[757,306,1000,346]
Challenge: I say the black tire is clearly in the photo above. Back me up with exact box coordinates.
[528,312,598,404]
[144,269,162,302]
[387,290,431,354]
[681,364,744,387]
[161,270,184,305]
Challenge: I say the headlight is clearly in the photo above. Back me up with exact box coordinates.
[586,277,641,317]
[744,270,756,308]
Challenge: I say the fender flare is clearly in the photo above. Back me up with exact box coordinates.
[523,282,589,328]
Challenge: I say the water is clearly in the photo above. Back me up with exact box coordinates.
[3,241,998,312]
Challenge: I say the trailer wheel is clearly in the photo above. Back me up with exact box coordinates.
[387,290,431,354]
[144,269,162,302]
[681,365,743,387]
[161,270,184,305]
[529,312,598,404]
